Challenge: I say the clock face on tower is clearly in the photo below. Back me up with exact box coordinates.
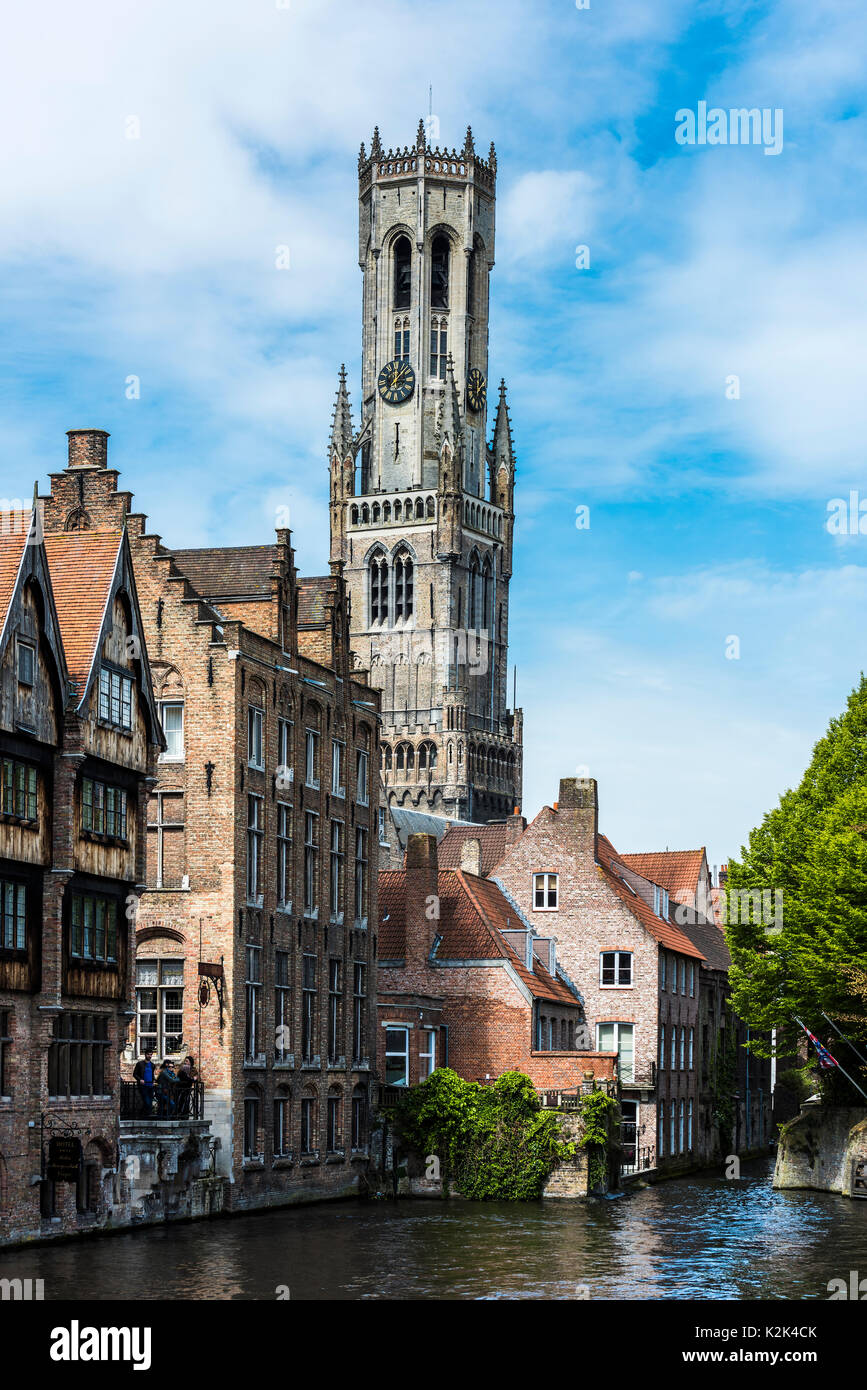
[378,359,416,405]
[467,368,487,412]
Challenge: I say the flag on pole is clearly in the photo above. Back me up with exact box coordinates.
[803,1027,839,1069]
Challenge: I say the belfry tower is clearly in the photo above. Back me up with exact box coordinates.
[328,122,522,822]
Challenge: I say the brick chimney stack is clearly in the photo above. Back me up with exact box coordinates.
[557,777,598,859]
[459,838,481,876]
[405,833,440,966]
[66,429,109,470]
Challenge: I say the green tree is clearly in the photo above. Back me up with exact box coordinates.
[726,676,867,1099]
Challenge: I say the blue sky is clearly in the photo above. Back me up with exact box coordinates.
[1,0,865,869]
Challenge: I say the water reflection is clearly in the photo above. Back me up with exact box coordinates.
[1,1159,864,1300]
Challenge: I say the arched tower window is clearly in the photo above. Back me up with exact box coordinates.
[482,557,492,632]
[469,555,481,630]
[394,316,410,363]
[369,553,388,625]
[414,497,424,519]
[431,234,449,309]
[467,249,475,317]
[394,551,414,621]
[430,316,448,380]
[393,236,411,310]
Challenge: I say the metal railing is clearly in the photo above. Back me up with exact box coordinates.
[621,1145,655,1175]
[120,1079,205,1121]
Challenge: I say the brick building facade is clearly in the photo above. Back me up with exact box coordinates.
[34,431,382,1212]
[439,777,772,1173]
[0,434,162,1244]
[376,832,617,1093]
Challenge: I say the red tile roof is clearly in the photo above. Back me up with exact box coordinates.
[171,545,277,599]
[620,849,705,904]
[0,514,32,640]
[437,821,513,876]
[43,531,122,695]
[597,836,705,960]
[378,868,578,1006]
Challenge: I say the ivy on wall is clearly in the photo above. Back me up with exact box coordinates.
[394,1069,575,1201]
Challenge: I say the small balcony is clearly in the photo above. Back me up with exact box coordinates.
[120,1078,205,1122]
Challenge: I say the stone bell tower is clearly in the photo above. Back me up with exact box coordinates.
[328,121,522,823]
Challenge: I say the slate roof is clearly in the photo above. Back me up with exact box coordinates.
[0,515,31,641]
[43,531,123,696]
[596,835,706,961]
[297,576,332,626]
[379,867,578,1006]
[388,806,472,851]
[620,849,705,904]
[171,546,277,599]
[437,820,514,875]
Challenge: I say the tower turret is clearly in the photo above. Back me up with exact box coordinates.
[330,125,521,823]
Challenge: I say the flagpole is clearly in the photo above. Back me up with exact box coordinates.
[820,1010,867,1068]
[794,1016,867,1104]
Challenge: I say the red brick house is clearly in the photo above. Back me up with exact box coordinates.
[440,778,772,1171]
[1,441,162,1244]
[377,832,617,1093]
[33,430,382,1214]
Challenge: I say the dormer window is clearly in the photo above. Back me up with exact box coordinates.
[653,884,669,919]
[98,666,133,731]
[16,639,34,686]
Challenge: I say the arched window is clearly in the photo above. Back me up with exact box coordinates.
[426,495,435,518]
[414,497,424,519]
[418,743,427,771]
[405,744,415,772]
[369,553,388,624]
[393,236,411,310]
[350,505,359,525]
[420,741,437,770]
[394,552,414,621]
[396,744,405,772]
[361,504,369,524]
[469,555,480,630]
[384,744,392,771]
[394,316,410,363]
[393,499,402,521]
[431,234,449,309]
[383,500,391,522]
[482,557,492,631]
[372,503,380,523]
[430,315,448,380]
[467,248,476,316]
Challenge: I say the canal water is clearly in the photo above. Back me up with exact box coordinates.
[2,1159,865,1300]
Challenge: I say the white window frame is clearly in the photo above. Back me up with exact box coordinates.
[331,739,345,797]
[659,1023,665,1072]
[356,748,369,807]
[600,950,633,988]
[596,1021,634,1084]
[135,957,184,1057]
[689,1026,694,1070]
[305,729,320,788]
[247,794,264,906]
[652,883,669,919]
[532,872,558,911]
[679,1026,685,1070]
[158,700,184,761]
[248,706,264,770]
[419,1029,436,1081]
[277,802,292,911]
[385,1026,410,1088]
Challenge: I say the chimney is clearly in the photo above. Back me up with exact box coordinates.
[67,429,109,470]
[557,777,598,858]
[505,812,526,848]
[459,837,481,876]
[405,833,440,966]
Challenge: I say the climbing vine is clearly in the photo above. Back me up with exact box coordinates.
[577,1089,617,1192]
[394,1069,575,1201]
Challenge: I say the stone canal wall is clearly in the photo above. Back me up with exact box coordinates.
[774,1105,867,1197]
